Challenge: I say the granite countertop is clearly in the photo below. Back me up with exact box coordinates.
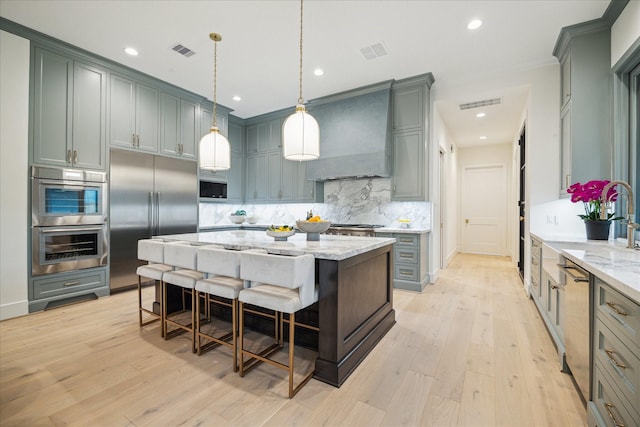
[158,230,396,261]
[531,232,640,304]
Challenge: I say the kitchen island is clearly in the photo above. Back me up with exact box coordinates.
[160,230,396,387]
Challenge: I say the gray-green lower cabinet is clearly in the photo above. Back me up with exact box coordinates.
[588,278,640,427]
[375,231,428,291]
[29,267,109,312]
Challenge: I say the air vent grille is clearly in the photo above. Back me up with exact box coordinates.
[459,97,502,110]
[171,43,196,57]
[360,42,389,60]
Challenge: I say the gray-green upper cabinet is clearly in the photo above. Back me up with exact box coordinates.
[109,74,159,152]
[269,152,315,202]
[160,93,198,158]
[390,73,433,202]
[32,47,106,170]
[553,23,611,195]
[245,153,268,202]
[392,85,424,131]
[245,118,281,154]
[226,119,244,202]
[296,162,323,202]
[392,130,424,200]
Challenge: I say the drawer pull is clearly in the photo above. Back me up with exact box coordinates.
[64,281,81,287]
[399,269,413,275]
[399,238,414,243]
[604,403,625,427]
[606,301,628,316]
[399,253,413,259]
[604,349,627,369]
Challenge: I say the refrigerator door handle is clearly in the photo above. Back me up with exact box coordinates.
[155,192,160,235]
[148,192,154,236]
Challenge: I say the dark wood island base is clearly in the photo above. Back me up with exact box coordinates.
[314,244,395,387]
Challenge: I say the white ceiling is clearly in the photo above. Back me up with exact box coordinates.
[0,0,609,147]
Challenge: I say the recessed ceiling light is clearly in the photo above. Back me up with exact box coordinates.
[479,136,487,140]
[467,19,483,30]
[232,95,242,102]
[124,47,139,56]
[314,68,324,76]
[476,112,486,118]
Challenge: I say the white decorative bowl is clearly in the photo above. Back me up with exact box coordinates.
[296,220,331,234]
[229,214,246,224]
[266,230,295,241]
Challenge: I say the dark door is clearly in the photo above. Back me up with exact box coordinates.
[518,127,526,279]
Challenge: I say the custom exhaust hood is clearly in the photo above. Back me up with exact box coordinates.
[305,81,393,181]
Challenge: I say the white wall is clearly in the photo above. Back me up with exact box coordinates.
[611,0,640,67]
[432,108,458,271]
[0,30,30,320]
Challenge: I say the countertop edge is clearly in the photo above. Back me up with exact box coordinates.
[531,232,640,304]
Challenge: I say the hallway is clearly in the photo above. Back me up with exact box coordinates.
[0,254,586,426]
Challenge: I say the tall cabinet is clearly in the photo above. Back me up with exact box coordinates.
[553,21,611,194]
[390,74,434,201]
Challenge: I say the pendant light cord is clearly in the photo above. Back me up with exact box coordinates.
[213,38,218,128]
[298,0,304,105]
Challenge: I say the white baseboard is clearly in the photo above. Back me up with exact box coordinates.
[0,300,29,321]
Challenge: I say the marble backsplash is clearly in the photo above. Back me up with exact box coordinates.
[199,177,431,229]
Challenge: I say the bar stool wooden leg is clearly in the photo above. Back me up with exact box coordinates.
[239,301,245,377]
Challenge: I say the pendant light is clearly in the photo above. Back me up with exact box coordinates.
[282,0,320,161]
[199,33,230,171]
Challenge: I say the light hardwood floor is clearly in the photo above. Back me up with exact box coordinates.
[0,254,586,426]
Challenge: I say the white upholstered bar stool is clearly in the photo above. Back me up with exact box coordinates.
[162,242,203,353]
[238,251,317,398]
[136,239,173,336]
[195,246,244,371]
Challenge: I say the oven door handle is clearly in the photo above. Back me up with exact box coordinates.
[39,226,104,233]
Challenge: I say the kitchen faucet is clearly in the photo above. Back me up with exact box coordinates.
[600,180,638,249]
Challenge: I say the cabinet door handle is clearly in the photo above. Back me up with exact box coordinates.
[604,403,625,427]
[137,134,141,148]
[604,349,627,369]
[606,301,628,316]
[550,284,558,290]
[73,150,78,164]
[132,134,136,147]
[67,149,72,164]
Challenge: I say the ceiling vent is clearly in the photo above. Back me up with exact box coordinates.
[459,97,502,110]
[360,42,389,60]
[171,43,196,58]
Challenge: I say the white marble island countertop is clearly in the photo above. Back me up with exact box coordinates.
[158,230,396,261]
[531,233,640,304]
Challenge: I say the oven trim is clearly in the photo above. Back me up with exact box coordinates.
[31,224,108,276]
[31,166,108,226]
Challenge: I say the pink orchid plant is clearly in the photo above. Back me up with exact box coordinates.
[567,180,622,221]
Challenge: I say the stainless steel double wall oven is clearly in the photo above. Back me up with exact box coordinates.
[31,166,108,276]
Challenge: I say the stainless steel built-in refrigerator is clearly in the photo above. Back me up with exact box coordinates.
[109,149,198,291]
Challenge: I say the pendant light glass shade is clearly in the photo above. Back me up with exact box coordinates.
[282,0,319,161]
[199,32,230,171]
[283,104,320,160]
[199,126,230,171]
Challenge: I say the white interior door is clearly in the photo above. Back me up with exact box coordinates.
[460,164,507,255]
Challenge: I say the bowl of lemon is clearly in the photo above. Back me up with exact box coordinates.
[266,225,295,241]
[296,215,330,241]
